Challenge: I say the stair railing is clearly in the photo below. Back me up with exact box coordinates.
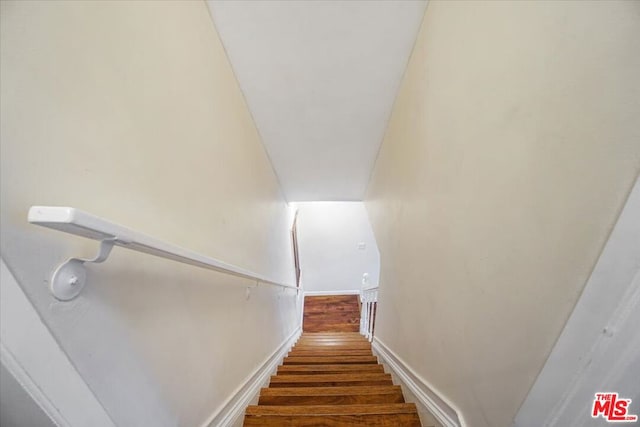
[360,285,378,342]
[28,206,298,301]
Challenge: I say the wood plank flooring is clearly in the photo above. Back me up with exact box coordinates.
[303,295,360,333]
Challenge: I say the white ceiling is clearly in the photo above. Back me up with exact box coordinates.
[207,0,427,201]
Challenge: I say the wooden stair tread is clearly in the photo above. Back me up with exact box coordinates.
[293,338,369,342]
[260,385,402,396]
[301,332,363,336]
[271,373,391,382]
[298,333,368,342]
[283,355,378,364]
[298,334,368,342]
[258,395,404,406]
[289,345,371,354]
[296,339,368,343]
[294,342,371,347]
[244,413,422,426]
[296,339,366,342]
[277,364,384,374]
[270,376,393,388]
[289,350,373,356]
[258,386,404,405]
[293,344,371,347]
[246,403,418,416]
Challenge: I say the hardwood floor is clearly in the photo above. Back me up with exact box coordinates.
[303,295,360,333]
[244,332,422,426]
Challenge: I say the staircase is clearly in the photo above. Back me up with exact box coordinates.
[243,331,422,426]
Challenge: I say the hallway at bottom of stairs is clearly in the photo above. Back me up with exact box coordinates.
[243,332,424,426]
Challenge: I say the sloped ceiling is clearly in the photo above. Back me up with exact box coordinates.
[207,0,427,201]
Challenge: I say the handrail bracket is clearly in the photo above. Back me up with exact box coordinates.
[51,238,116,301]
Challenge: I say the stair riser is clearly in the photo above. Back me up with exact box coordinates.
[277,367,384,375]
[294,343,369,348]
[284,357,378,365]
[297,339,365,342]
[244,414,422,426]
[303,325,360,333]
[289,350,373,356]
[270,380,393,387]
[258,393,405,405]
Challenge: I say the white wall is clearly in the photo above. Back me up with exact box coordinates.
[0,2,300,426]
[293,202,380,293]
[365,1,640,426]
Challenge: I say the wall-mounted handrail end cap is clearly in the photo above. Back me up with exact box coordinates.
[28,206,76,224]
[51,259,87,301]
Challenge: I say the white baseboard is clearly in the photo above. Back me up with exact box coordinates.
[303,289,360,296]
[201,326,301,427]
[372,337,465,427]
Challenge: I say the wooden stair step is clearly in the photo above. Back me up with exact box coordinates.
[269,373,392,387]
[293,342,371,348]
[289,349,373,356]
[295,341,369,347]
[294,343,369,348]
[298,336,367,340]
[297,339,365,342]
[291,345,371,352]
[258,386,404,405]
[246,402,417,416]
[303,328,360,332]
[244,403,421,426]
[299,336,363,339]
[300,332,363,336]
[283,355,378,365]
[277,364,384,375]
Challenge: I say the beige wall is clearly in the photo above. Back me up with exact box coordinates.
[366,1,640,426]
[1,1,299,426]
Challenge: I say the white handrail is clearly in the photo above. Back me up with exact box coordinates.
[28,206,298,300]
[360,285,379,341]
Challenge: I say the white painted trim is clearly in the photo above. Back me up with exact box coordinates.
[372,337,465,427]
[298,289,305,330]
[0,259,115,427]
[200,326,302,427]
[1,343,61,427]
[514,177,640,427]
[303,289,360,296]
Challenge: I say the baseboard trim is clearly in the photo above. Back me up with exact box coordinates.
[303,289,360,296]
[201,326,301,427]
[372,337,465,427]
